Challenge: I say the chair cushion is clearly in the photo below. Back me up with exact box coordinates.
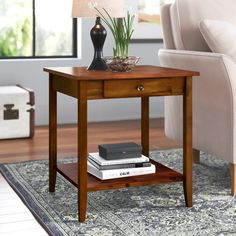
[169,0,236,51]
[199,20,236,61]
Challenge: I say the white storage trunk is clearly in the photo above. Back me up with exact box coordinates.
[0,85,35,139]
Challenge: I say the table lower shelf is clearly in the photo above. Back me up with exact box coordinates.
[57,160,183,192]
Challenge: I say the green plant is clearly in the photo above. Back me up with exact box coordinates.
[95,8,135,57]
[0,18,31,57]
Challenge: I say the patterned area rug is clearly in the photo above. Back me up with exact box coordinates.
[1,149,236,236]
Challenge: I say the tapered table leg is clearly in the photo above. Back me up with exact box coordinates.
[77,81,88,222]
[49,76,57,192]
[183,76,193,207]
[141,97,149,157]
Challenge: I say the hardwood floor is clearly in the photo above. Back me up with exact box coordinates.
[0,118,179,235]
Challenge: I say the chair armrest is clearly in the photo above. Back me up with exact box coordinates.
[158,49,236,105]
[159,49,226,59]
[159,49,236,159]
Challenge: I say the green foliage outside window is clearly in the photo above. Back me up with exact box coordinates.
[0,18,32,57]
[0,0,75,58]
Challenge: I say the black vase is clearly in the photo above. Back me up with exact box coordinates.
[88,17,108,71]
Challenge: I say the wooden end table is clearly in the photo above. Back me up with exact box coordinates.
[44,65,199,222]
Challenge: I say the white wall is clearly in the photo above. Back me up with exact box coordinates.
[0,19,164,125]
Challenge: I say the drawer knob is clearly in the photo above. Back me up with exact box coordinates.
[137,85,145,92]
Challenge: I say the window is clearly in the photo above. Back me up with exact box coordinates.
[0,0,77,59]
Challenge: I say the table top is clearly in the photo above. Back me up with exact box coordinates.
[44,65,199,81]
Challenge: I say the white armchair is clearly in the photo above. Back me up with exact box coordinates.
[158,0,236,195]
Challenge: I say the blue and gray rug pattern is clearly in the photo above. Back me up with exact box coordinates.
[1,149,236,236]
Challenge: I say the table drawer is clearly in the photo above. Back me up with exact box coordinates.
[104,78,185,98]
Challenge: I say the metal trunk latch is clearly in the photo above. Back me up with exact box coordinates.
[3,104,19,120]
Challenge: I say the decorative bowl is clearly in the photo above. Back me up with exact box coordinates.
[103,56,140,72]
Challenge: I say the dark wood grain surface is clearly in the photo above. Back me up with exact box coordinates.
[44,65,199,81]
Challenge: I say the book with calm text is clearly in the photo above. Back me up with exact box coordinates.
[89,152,149,166]
[87,161,156,180]
[88,157,151,170]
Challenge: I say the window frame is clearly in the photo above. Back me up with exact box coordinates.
[0,0,77,59]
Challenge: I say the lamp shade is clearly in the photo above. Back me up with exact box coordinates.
[72,0,125,18]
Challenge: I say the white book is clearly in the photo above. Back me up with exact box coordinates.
[87,161,156,180]
[89,152,149,166]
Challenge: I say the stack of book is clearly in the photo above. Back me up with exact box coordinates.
[88,143,156,180]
